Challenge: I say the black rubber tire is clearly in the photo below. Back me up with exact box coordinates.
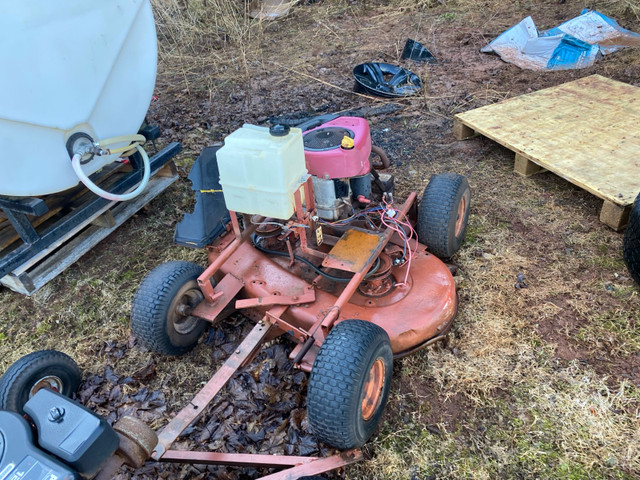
[307,320,393,449]
[0,350,82,414]
[624,193,640,285]
[131,261,207,356]
[417,173,471,258]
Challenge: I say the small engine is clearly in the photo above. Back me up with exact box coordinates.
[0,389,119,480]
[174,115,395,247]
[302,116,393,221]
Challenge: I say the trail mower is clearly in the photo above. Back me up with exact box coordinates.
[127,115,471,477]
[0,117,470,480]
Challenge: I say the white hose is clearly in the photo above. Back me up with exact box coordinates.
[71,143,151,202]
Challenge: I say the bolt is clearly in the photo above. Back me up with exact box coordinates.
[48,406,65,423]
[235,349,241,354]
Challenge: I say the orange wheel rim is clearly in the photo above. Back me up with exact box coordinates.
[361,358,385,421]
[455,195,468,237]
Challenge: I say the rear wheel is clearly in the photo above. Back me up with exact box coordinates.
[417,173,470,258]
[307,320,393,449]
[624,193,640,284]
[0,350,82,414]
[131,261,206,355]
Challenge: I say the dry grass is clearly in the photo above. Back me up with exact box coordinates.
[151,0,267,98]
[599,0,640,21]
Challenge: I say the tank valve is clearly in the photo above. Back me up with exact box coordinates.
[66,132,96,165]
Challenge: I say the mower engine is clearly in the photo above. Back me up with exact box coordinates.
[0,389,118,480]
[302,116,392,220]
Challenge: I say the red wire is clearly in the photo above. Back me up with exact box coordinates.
[379,207,417,286]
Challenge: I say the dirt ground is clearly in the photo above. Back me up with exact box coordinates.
[1,0,640,478]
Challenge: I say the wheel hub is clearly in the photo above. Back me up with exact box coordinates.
[171,286,204,335]
[361,358,385,421]
[29,375,63,398]
[455,195,468,237]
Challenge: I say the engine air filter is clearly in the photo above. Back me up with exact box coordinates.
[303,127,354,151]
[303,116,371,179]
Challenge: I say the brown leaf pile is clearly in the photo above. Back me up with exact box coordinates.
[77,320,333,479]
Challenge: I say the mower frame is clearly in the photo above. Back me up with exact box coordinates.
[147,175,459,479]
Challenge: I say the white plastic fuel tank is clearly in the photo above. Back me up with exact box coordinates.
[0,0,157,196]
[217,125,308,219]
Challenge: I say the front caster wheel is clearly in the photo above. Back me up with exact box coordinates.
[307,320,393,449]
[131,261,206,356]
[0,350,82,414]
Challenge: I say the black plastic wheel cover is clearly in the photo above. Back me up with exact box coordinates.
[353,62,422,98]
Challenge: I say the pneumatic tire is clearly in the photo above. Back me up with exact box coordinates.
[0,350,82,414]
[307,320,393,449]
[131,261,206,356]
[624,193,640,285]
[417,173,471,258]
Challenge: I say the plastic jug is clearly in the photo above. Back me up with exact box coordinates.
[217,125,308,219]
[0,0,157,196]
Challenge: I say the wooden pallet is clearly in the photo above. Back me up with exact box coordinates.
[453,75,640,230]
[0,163,178,295]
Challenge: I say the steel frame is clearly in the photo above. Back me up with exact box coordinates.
[149,181,428,479]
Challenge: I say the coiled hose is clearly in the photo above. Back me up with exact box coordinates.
[71,134,150,202]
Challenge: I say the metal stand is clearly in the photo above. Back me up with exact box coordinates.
[0,142,181,294]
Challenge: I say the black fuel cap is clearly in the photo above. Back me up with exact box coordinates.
[269,124,290,137]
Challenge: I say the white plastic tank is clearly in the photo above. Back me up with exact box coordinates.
[217,125,308,219]
[0,0,157,196]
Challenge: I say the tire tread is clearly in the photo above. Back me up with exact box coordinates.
[417,173,470,258]
[307,320,392,449]
[0,350,81,413]
[130,261,205,356]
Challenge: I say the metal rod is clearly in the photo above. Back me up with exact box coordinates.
[153,319,274,460]
[258,449,363,480]
[159,450,317,467]
[159,449,363,480]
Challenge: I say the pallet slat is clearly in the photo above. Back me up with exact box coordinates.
[0,164,178,295]
[454,75,640,230]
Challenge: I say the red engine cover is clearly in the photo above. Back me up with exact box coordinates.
[303,116,371,179]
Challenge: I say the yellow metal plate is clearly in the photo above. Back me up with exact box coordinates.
[322,229,384,273]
